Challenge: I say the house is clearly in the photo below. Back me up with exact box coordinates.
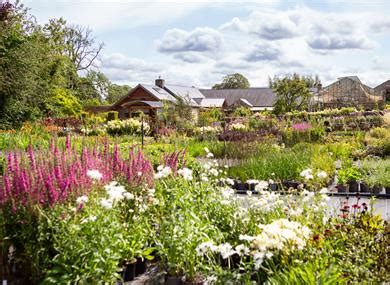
[374,80,390,102]
[86,78,276,120]
[312,76,385,109]
[200,88,275,111]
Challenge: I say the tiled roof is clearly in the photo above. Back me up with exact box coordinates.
[200,88,276,107]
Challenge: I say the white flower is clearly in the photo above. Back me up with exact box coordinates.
[235,244,250,256]
[137,171,142,176]
[155,166,171,179]
[206,152,214,158]
[81,215,97,224]
[225,178,235,185]
[300,168,313,180]
[218,243,236,259]
[317,171,328,179]
[204,147,210,153]
[100,198,113,209]
[201,175,209,182]
[178,168,193,181]
[76,195,88,205]
[319,187,328,194]
[255,180,269,191]
[196,241,218,256]
[247,190,253,197]
[209,168,219,177]
[87,169,103,180]
[157,165,164,171]
[239,234,255,242]
[123,192,135,200]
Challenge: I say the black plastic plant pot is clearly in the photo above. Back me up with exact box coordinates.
[337,184,347,193]
[283,180,299,189]
[165,275,183,285]
[234,182,246,191]
[386,187,390,195]
[135,257,147,276]
[360,182,370,193]
[269,183,279,191]
[371,186,383,194]
[348,181,359,193]
[123,262,136,282]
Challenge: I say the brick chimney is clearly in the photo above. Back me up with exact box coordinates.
[155,77,165,88]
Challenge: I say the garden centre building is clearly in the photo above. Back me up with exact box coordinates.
[87,76,388,119]
[86,78,277,120]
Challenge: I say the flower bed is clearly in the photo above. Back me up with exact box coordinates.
[0,141,388,284]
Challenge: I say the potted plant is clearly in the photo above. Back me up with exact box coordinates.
[336,169,348,193]
[345,167,361,193]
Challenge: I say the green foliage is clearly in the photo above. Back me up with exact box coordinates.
[0,2,106,129]
[106,84,130,104]
[270,74,313,115]
[198,108,223,126]
[212,73,250,89]
[232,106,252,117]
[46,87,82,117]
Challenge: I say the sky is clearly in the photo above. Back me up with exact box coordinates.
[21,0,390,88]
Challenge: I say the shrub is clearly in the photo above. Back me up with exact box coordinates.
[106,118,150,136]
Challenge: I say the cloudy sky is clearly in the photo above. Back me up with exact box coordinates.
[23,0,390,88]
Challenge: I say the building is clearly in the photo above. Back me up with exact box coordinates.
[312,76,385,109]
[86,78,276,120]
[374,80,390,102]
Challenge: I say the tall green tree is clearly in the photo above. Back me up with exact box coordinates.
[212,73,250,89]
[106,84,131,104]
[0,1,106,128]
[269,74,313,115]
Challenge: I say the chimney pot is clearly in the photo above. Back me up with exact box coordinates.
[155,78,165,88]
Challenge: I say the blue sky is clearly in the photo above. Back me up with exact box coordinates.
[23,0,390,88]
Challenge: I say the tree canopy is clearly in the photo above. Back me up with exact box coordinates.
[0,1,128,129]
[212,73,250,89]
[269,74,315,115]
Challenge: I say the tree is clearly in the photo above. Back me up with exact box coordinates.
[270,74,313,115]
[212,73,250,89]
[43,18,104,71]
[106,84,131,104]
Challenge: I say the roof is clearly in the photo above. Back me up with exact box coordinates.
[375,79,390,91]
[198,98,226,108]
[338,76,361,83]
[165,85,205,99]
[200,88,276,107]
[239,98,253,107]
[112,84,176,107]
[141,84,177,101]
[164,84,204,107]
[122,100,164,108]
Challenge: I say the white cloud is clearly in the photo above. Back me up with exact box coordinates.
[157,27,223,53]
[307,34,375,50]
[244,42,281,61]
[221,11,299,40]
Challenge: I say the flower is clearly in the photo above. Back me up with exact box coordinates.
[123,192,134,200]
[154,166,171,179]
[76,195,88,205]
[235,244,250,256]
[218,243,236,259]
[196,241,218,256]
[255,180,269,191]
[317,171,328,179]
[300,168,313,180]
[206,152,214,158]
[100,198,113,209]
[239,234,255,242]
[178,168,193,181]
[87,169,103,180]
